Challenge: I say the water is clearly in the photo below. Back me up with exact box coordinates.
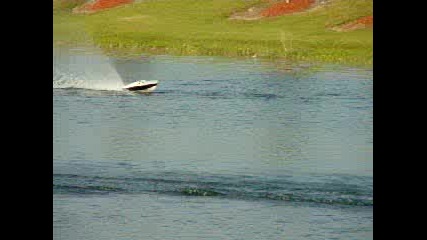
[53,47,373,239]
[53,47,124,90]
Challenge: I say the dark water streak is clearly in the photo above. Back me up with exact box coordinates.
[53,172,372,206]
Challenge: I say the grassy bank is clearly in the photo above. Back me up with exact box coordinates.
[53,0,373,66]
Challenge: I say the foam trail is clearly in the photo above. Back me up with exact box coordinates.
[53,47,124,91]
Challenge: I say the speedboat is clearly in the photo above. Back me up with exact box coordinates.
[122,80,159,93]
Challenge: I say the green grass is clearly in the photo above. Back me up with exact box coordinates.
[53,0,373,66]
[53,0,87,12]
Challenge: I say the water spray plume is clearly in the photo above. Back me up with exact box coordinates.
[53,47,124,91]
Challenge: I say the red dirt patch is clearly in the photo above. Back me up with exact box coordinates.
[73,0,133,14]
[261,0,315,17]
[355,15,373,26]
[332,15,373,32]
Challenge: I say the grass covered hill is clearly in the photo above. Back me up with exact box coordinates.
[53,0,373,65]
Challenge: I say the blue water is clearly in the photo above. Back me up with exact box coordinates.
[53,47,373,239]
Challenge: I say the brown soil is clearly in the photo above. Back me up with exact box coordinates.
[73,0,133,14]
[331,15,373,32]
[261,0,315,17]
[229,0,319,20]
[228,5,267,20]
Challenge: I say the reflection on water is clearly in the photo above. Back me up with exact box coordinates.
[53,47,373,240]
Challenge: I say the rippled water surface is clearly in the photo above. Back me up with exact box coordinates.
[53,47,373,239]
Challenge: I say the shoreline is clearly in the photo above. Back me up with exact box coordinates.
[53,42,372,69]
[53,0,373,66]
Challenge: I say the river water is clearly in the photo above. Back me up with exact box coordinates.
[53,47,373,239]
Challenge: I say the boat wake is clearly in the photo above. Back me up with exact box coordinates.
[53,172,373,207]
[53,47,125,91]
[53,70,124,91]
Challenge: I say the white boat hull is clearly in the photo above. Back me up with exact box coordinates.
[122,80,159,93]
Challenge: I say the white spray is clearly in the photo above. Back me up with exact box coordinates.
[53,47,124,91]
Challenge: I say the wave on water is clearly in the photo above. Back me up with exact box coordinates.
[53,172,373,207]
[53,70,123,91]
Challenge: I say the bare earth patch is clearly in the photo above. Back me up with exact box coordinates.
[73,0,133,14]
[331,15,373,32]
[261,0,315,17]
[229,0,325,20]
[228,6,266,20]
